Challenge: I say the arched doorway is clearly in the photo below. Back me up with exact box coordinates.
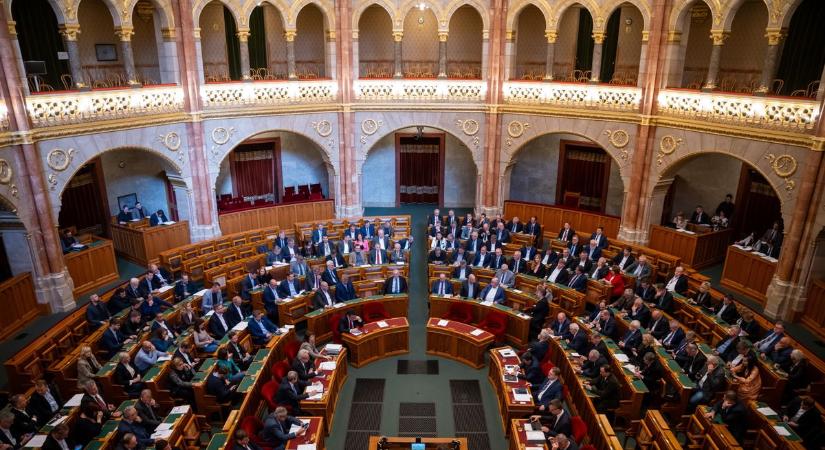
[199,1,242,81]
[505,133,625,216]
[10,0,68,91]
[775,0,825,97]
[357,5,394,78]
[361,127,478,208]
[512,4,547,80]
[717,0,768,93]
[215,131,333,212]
[446,6,483,79]
[671,0,713,89]
[602,2,645,85]
[294,4,328,78]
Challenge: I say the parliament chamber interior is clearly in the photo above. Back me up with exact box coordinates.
[1,0,825,448]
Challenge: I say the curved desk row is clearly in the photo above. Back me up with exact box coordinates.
[429,295,532,348]
[341,317,410,367]
[425,317,494,369]
[305,294,409,343]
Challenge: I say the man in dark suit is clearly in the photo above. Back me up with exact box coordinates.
[590,226,609,249]
[661,320,686,350]
[585,240,602,261]
[135,389,162,431]
[337,310,363,334]
[617,320,642,352]
[527,332,551,362]
[292,350,317,381]
[427,209,443,236]
[548,312,570,337]
[320,261,339,285]
[626,298,651,328]
[248,310,279,345]
[566,266,587,293]
[611,247,635,271]
[689,355,726,408]
[714,326,741,362]
[326,248,348,268]
[86,294,111,329]
[360,221,377,239]
[430,273,454,296]
[383,269,408,294]
[489,248,506,270]
[8,395,37,439]
[567,251,592,274]
[260,407,307,449]
[680,343,707,381]
[206,367,236,403]
[472,247,491,268]
[566,323,589,355]
[579,350,608,379]
[310,224,326,245]
[650,284,673,313]
[506,217,523,233]
[594,310,617,340]
[233,429,263,450]
[494,222,510,243]
[237,269,257,302]
[625,255,652,283]
[588,365,620,413]
[262,279,282,322]
[557,223,575,242]
[705,391,746,441]
[100,321,129,359]
[174,273,192,302]
[479,277,506,304]
[647,309,669,340]
[368,247,387,265]
[532,399,571,439]
[149,209,168,226]
[532,367,563,410]
[275,372,309,416]
[225,296,247,329]
[312,282,335,309]
[208,305,231,338]
[116,407,154,447]
[27,380,62,427]
[709,294,739,324]
[690,206,711,225]
[664,267,689,295]
[334,274,357,302]
[274,231,289,253]
[460,274,481,299]
[278,273,302,298]
[452,260,473,280]
[464,231,482,253]
[546,260,569,285]
[783,395,822,443]
[528,295,550,340]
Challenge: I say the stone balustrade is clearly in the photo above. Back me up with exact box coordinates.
[502,81,642,111]
[201,80,338,110]
[353,79,487,102]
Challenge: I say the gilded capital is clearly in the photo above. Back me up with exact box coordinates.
[709,31,729,46]
[438,32,448,42]
[592,32,606,45]
[765,30,786,46]
[327,30,336,41]
[114,26,134,42]
[161,28,176,40]
[666,31,682,42]
[545,31,557,43]
[393,31,403,42]
[7,21,16,37]
[236,29,250,42]
[59,24,81,41]
[193,27,201,40]
[284,30,297,42]
[505,30,515,41]
[641,31,649,42]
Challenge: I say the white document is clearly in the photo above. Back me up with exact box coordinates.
[151,429,174,439]
[170,405,191,414]
[289,424,303,434]
[396,262,405,265]
[282,297,294,303]
[232,321,249,331]
[24,435,47,447]
[332,302,346,308]
[614,353,630,362]
[319,361,337,371]
[437,319,450,327]
[623,364,637,372]
[64,393,84,407]
[480,300,494,306]
[297,445,317,450]
[512,389,532,402]
[757,407,778,416]
[324,343,342,353]
[158,285,173,293]
[498,348,518,358]
[774,426,792,436]
[284,325,295,330]
[570,353,581,358]
[158,354,172,362]
[470,329,485,336]
[163,221,176,225]
[526,447,544,450]
[512,289,522,293]
[360,264,372,268]
[305,384,324,395]
[525,431,546,442]
[376,321,389,328]
[308,392,323,400]
[155,423,174,431]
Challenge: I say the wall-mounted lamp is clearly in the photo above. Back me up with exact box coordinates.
[418,2,427,10]
[625,18,633,33]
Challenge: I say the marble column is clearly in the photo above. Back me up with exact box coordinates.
[590,32,605,83]
[757,30,785,95]
[236,29,251,81]
[703,31,728,91]
[544,32,557,81]
[393,31,403,79]
[637,32,649,87]
[115,27,140,87]
[437,32,448,79]
[59,24,86,89]
[285,30,297,80]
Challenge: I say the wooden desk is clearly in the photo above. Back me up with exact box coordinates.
[648,225,733,269]
[367,436,468,449]
[0,272,40,341]
[637,410,683,450]
[219,199,334,235]
[285,417,325,449]
[64,237,119,297]
[488,347,535,434]
[341,317,409,367]
[111,220,191,266]
[300,349,348,434]
[425,318,494,368]
[720,245,776,306]
[508,419,549,450]
[747,401,806,450]
[429,295,531,348]
[304,294,409,343]
[503,200,621,241]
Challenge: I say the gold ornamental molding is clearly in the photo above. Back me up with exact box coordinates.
[657,135,683,165]
[604,129,630,160]
[765,153,798,194]
[311,120,333,137]
[455,119,479,136]
[47,148,75,171]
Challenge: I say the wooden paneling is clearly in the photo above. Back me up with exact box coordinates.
[218,200,335,235]
[720,246,776,305]
[64,238,120,297]
[0,272,39,341]
[503,200,621,238]
[648,225,734,269]
[111,221,191,266]
[801,279,825,342]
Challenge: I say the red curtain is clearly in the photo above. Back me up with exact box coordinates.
[399,137,440,204]
[230,144,276,199]
[58,168,106,231]
[559,146,609,211]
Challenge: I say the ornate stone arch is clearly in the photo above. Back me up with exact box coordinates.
[121,0,176,29]
[444,0,490,35]
[240,0,290,31]
[600,0,652,32]
[397,0,447,31]
[718,0,770,31]
[5,0,68,25]
[668,0,723,33]
[287,0,335,31]
[549,0,602,32]
[193,0,244,28]
[352,0,397,35]
[777,0,806,28]
[505,0,552,34]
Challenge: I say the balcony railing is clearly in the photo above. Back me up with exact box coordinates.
[657,89,820,131]
[353,79,487,103]
[502,81,642,112]
[25,85,184,127]
[200,80,338,110]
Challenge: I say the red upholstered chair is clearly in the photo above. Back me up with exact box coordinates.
[271,360,290,383]
[329,313,344,344]
[260,379,280,410]
[444,302,473,324]
[362,303,390,323]
[540,362,555,375]
[571,416,588,444]
[540,347,553,364]
[477,311,507,342]
[283,340,301,362]
[240,416,274,450]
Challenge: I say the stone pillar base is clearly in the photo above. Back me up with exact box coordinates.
[617,226,648,244]
[337,203,364,218]
[478,205,502,216]
[190,223,222,242]
[35,271,76,313]
[764,276,806,320]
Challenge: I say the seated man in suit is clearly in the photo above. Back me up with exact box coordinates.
[135,389,163,431]
[174,273,192,302]
[709,293,739,323]
[383,269,408,294]
[591,226,609,249]
[132,202,148,219]
[690,205,711,225]
[452,260,473,280]
[625,297,651,328]
[532,367,563,411]
[531,399,571,439]
[334,274,358,302]
[557,222,575,242]
[704,391,746,442]
[100,321,131,359]
[647,309,669,340]
[548,312,570,338]
[430,273,454,296]
[480,277,506,304]
[149,209,168,226]
[337,310,363,334]
[460,274,481,299]
[611,247,635,272]
[679,343,708,381]
[117,205,133,223]
[292,349,317,381]
[545,260,569,286]
[783,395,822,443]
[248,310,279,345]
[337,235,354,256]
[225,296,248,329]
[311,224,327,246]
[489,248,506,270]
[593,310,617,340]
[624,255,652,283]
[368,247,387,265]
[566,323,589,355]
[507,216,523,234]
[206,366,237,403]
[427,208,443,236]
[661,320,686,350]
[208,304,231,338]
[664,266,688,295]
[304,265,323,291]
[60,229,82,253]
[508,251,526,274]
[585,365,620,413]
[472,246,491,268]
[577,349,608,379]
[260,406,307,450]
[493,222,510,243]
[200,282,222,314]
[714,325,742,362]
[326,247,347,268]
[389,243,406,263]
[312,282,335,309]
[233,429,262,450]
[524,216,541,240]
[27,380,62,427]
[275,372,309,416]
[566,266,587,293]
[585,240,602,261]
[617,320,643,352]
[86,294,111,329]
[116,407,154,448]
[428,247,448,265]
[320,261,339,285]
[278,272,303,298]
[281,238,300,262]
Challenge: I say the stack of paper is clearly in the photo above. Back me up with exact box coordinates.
[437,319,449,327]
[158,354,172,362]
[623,364,637,372]
[65,394,84,407]
[498,349,518,358]
[774,426,791,436]
[512,389,532,402]
[614,353,630,362]
[308,392,323,400]
[158,285,173,293]
[305,384,324,395]
[332,302,346,308]
[376,321,389,328]
[319,361,337,371]
[480,300,494,306]
[297,444,317,450]
[757,406,778,416]
[525,431,545,442]
[470,329,485,336]
[23,435,47,448]
[194,289,208,296]
[232,321,249,331]
[170,405,190,414]
[324,344,342,354]
[150,428,174,440]
[289,423,304,434]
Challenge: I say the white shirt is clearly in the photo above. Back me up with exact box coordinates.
[548,268,563,283]
[216,313,228,330]
[321,290,333,305]
[484,286,498,302]
[666,276,679,292]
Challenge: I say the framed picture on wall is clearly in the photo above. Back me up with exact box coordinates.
[117,193,138,211]
[95,44,117,62]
